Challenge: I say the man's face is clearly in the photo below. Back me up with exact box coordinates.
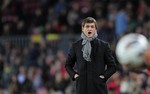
[82,23,97,38]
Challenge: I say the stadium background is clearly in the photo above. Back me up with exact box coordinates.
[0,0,150,94]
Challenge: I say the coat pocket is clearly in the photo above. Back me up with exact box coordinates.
[75,76,79,81]
[98,76,106,83]
[96,73,106,83]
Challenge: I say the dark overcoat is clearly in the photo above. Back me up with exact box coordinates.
[65,38,116,94]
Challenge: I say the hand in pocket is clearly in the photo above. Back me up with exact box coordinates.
[74,74,79,79]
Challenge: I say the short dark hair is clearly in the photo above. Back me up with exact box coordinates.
[81,17,97,29]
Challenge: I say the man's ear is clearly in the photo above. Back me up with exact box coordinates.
[81,26,84,31]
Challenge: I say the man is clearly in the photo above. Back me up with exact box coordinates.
[65,17,116,94]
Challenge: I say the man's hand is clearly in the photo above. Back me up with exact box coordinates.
[74,74,79,79]
[99,75,105,79]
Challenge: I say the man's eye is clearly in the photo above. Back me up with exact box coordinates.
[91,26,94,28]
[86,26,89,28]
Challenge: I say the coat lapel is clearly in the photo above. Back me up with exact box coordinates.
[91,38,98,60]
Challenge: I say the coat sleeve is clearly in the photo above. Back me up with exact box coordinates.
[103,43,117,81]
[65,44,77,81]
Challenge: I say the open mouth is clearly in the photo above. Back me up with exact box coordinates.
[88,32,92,34]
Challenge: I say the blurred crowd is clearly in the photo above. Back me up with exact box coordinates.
[1,0,150,38]
[1,0,150,94]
